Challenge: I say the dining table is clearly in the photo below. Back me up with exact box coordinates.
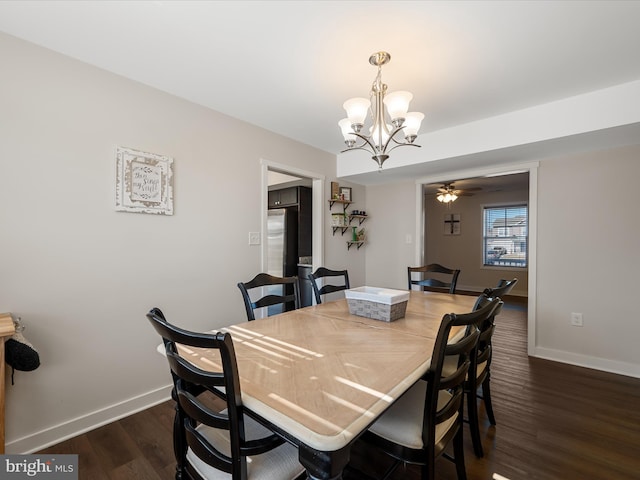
[176,290,478,480]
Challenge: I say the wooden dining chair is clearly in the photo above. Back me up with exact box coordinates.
[146,308,306,480]
[463,294,505,457]
[457,279,516,457]
[357,297,502,480]
[237,273,300,321]
[308,267,350,304]
[407,263,460,294]
[483,278,518,299]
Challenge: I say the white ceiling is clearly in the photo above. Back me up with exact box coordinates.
[2,1,640,180]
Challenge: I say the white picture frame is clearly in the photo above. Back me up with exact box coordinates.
[115,146,174,215]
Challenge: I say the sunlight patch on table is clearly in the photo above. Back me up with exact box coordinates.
[268,393,342,432]
[334,376,393,403]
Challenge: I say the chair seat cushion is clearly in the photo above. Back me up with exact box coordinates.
[368,380,458,450]
[186,415,304,480]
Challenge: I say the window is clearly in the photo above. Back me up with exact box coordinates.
[483,204,528,267]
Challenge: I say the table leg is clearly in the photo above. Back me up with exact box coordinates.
[299,443,350,480]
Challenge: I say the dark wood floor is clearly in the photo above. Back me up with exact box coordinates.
[39,301,640,479]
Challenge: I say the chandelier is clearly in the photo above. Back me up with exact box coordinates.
[339,51,424,171]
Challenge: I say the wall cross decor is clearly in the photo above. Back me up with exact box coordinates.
[444,213,461,235]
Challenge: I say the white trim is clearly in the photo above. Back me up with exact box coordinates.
[527,166,538,356]
[414,182,423,265]
[534,347,640,379]
[414,161,539,356]
[6,385,173,454]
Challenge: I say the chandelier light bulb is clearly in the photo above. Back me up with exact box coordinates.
[383,91,412,126]
[403,112,425,142]
[369,124,392,148]
[343,97,370,131]
[338,118,356,147]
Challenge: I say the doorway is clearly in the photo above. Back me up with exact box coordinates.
[416,162,538,355]
[260,159,326,297]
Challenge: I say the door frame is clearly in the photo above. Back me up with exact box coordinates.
[415,161,538,356]
[260,158,325,275]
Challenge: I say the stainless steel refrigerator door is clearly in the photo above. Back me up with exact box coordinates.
[267,209,285,278]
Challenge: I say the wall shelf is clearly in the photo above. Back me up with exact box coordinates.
[328,199,352,212]
[349,214,368,225]
[347,241,365,250]
[329,197,367,249]
[332,226,350,236]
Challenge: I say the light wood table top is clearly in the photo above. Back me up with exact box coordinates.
[177,291,478,452]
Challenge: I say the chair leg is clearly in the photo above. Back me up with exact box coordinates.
[381,459,401,480]
[422,461,436,480]
[466,388,484,458]
[171,391,187,480]
[453,425,468,480]
[482,376,497,426]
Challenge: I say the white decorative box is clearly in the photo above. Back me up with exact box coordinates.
[345,286,410,322]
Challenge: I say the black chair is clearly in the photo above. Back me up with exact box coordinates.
[463,294,505,457]
[308,267,350,304]
[146,308,306,480]
[357,297,502,480]
[457,278,516,457]
[237,273,300,321]
[483,278,518,299]
[408,263,460,294]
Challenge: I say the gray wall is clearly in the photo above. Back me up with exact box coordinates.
[366,146,640,377]
[0,32,365,452]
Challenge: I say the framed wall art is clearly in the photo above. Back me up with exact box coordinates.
[340,187,352,202]
[444,213,461,235]
[331,181,340,199]
[115,146,174,215]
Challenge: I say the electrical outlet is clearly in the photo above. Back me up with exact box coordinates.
[405,234,412,244]
[570,312,583,327]
[248,232,260,245]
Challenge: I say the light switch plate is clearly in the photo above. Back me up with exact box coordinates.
[248,232,260,245]
[570,312,583,327]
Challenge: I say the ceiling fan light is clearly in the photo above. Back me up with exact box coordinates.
[437,193,445,202]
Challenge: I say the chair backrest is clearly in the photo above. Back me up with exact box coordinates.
[407,263,461,294]
[483,278,518,299]
[146,308,249,479]
[422,297,501,452]
[471,294,505,381]
[308,267,350,304]
[237,273,300,321]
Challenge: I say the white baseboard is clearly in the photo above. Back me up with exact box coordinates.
[6,384,173,454]
[533,347,640,379]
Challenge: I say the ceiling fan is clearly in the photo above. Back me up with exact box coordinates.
[435,183,481,203]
